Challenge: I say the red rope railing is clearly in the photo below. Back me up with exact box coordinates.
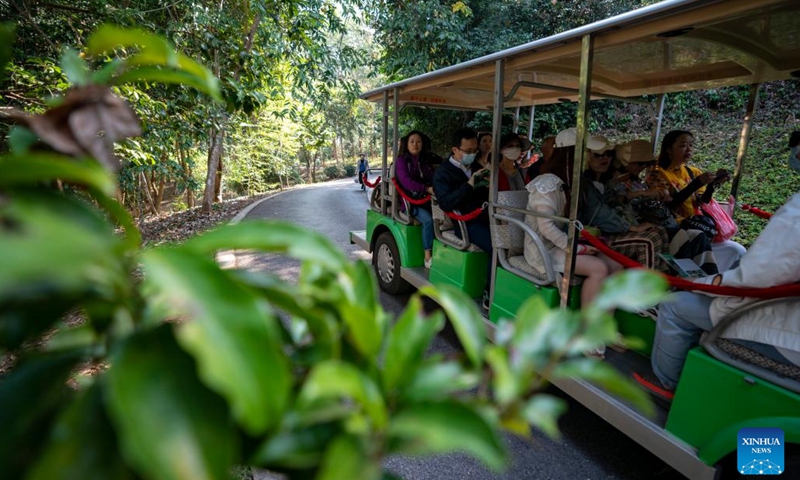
[362,175,381,189]
[579,229,800,299]
[445,205,486,222]
[390,177,431,205]
[741,204,773,219]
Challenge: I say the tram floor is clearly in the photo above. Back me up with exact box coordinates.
[603,348,671,427]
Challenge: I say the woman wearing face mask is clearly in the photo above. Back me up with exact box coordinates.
[496,133,527,191]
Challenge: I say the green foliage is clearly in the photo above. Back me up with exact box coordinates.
[0,22,668,480]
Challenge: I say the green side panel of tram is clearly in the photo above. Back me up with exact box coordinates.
[428,239,488,298]
[666,348,800,465]
[490,267,580,323]
[614,310,656,356]
[366,209,425,267]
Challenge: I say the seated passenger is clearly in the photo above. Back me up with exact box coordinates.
[580,134,669,271]
[646,130,745,271]
[496,133,527,192]
[612,140,719,275]
[523,130,622,308]
[433,127,493,308]
[635,187,800,403]
[395,130,436,268]
[525,135,555,183]
[476,131,492,169]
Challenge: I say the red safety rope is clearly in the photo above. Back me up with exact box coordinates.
[362,175,381,189]
[445,205,486,222]
[579,229,800,299]
[741,204,773,219]
[390,177,431,205]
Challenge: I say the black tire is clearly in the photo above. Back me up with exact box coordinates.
[373,231,412,295]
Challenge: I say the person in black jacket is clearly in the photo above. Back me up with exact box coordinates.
[433,127,493,308]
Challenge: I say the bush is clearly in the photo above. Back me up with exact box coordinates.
[344,164,356,176]
[324,164,345,179]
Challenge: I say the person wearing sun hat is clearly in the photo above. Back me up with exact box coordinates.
[580,135,669,271]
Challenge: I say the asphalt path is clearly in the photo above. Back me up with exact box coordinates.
[239,178,687,480]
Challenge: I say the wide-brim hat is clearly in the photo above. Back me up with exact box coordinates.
[555,128,606,151]
[588,135,614,154]
[616,139,655,167]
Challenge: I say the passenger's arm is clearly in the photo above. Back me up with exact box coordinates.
[395,157,428,193]
[533,196,569,251]
[433,171,471,212]
[580,183,631,234]
[666,177,705,209]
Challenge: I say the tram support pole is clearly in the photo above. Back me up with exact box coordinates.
[730,83,760,201]
[651,93,666,156]
[381,91,389,215]
[489,58,505,308]
[528,105,535,141]
[561,34,594,309]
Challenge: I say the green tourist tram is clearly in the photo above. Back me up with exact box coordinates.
[350,1,800,478]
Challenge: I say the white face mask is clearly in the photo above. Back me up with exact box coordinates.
[502,147,521,160]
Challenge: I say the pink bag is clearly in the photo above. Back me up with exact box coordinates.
[699,198,737,243]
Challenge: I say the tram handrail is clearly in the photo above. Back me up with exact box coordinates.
[493,213,557,285]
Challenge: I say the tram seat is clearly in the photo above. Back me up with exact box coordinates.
[492,190,557,286]
[431,199,482,252]
[701,297,800,394]
[388,163,419,225]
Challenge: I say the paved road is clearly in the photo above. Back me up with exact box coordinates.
[239,178,687,480]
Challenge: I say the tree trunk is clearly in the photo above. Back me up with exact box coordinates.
[178,145,195,208]
[332,137,338,162]
[214,154,223,202]
[139,171,158,215]
[202,127,224,213]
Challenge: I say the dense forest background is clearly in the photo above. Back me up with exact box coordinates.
[1,0,797,242]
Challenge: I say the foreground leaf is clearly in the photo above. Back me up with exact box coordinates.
[590,269,669,315]
[383,296,445,394]
[298,360,387,431]
[142,247,291,434]
[106,326,237,480]
[0,155,117,197]
[183,221,347,272]
[0,350,84,479]
[336,260,386,360]
[420,285,486,368]
[388,401,506,471]
[316,435,381,480]
[27,384,133,480]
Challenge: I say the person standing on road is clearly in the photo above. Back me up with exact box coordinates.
[357,153,369,191]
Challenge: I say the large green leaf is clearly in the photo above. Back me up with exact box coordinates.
[298,360,387,431]
[336,260,386,360]
[402,360,480,403]
[589,269,669,315]
[250,422,341,470]
[383,297,444,394]
[388,401,506,471]
[105,326,237,480]
[60,48,89,87]
[86,25,220,102]
[183,221,347,272]
[0,350,84,479]
[26,384,133,480]
[512,297,579,369]
[0,155,117,197]
[142,247,291,435]
[420,285,486,368]
[316,435,381,480]
[522,394,567,439]
[552,358,654,417]
[485,345,523,408]
[0,191,128,348]
[114,66,221,103]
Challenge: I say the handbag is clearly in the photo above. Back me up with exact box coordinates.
[699,198,737,242]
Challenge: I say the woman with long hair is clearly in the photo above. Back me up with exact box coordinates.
[395,130,436,267]
[646,130,745,270]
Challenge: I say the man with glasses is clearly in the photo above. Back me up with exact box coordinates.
[433,127,493,308]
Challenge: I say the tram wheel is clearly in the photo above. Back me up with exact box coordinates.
[373,232,412,294]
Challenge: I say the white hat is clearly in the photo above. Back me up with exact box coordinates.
[589,135,614,154]
[615,139,655,166]
[554,128,607,151]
